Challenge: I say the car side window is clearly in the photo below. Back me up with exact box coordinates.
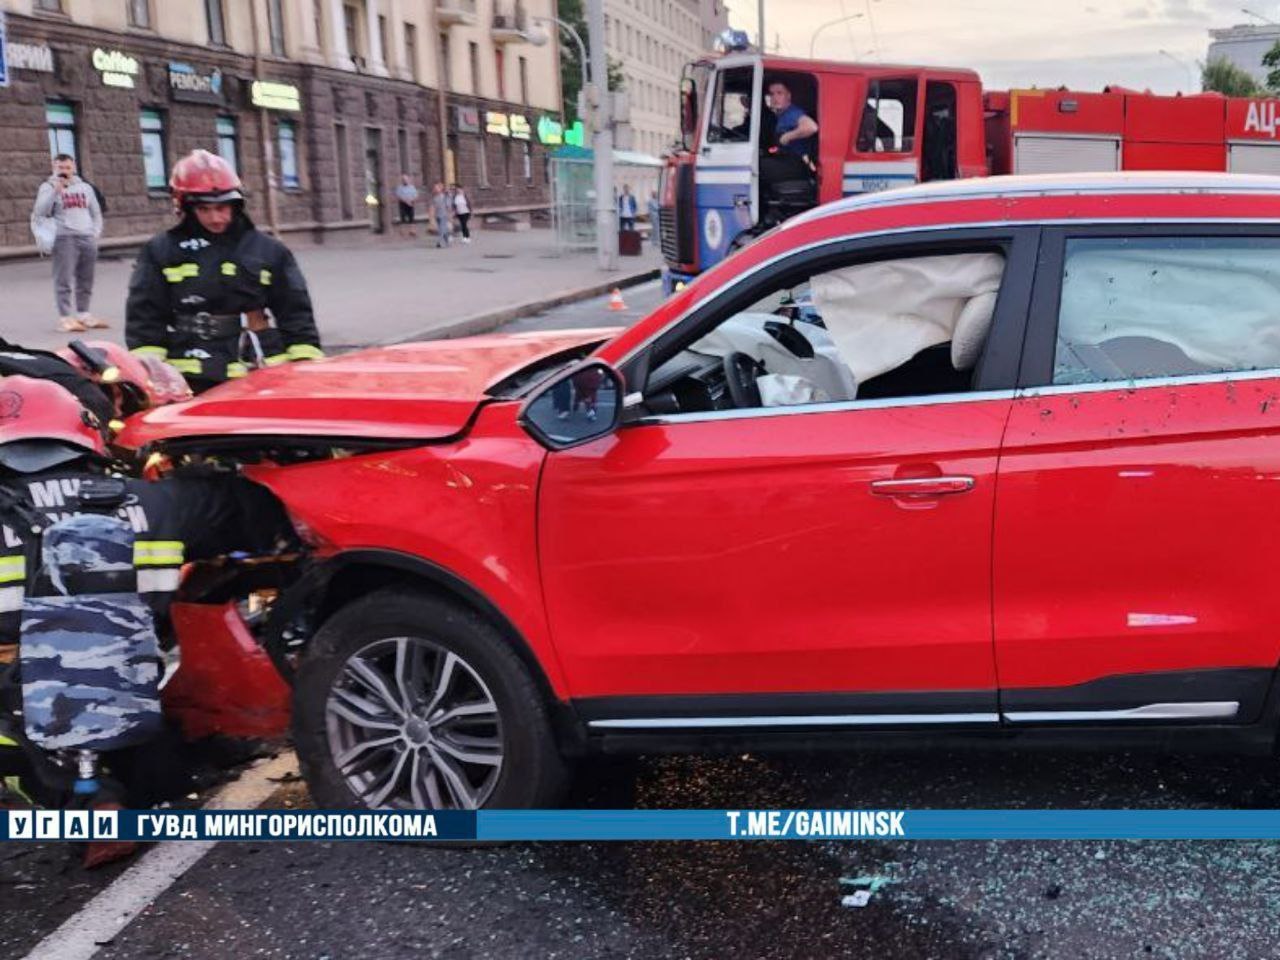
[643,247,1010,415]
[1054,236,1280,385]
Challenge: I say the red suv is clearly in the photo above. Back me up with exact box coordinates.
[125,173,1280,810]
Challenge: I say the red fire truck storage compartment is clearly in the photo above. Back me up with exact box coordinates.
[1225,98,1280,174]
[1121,93,1226,171]
[1124,93,1224,144]
[1010,89,1124,135]
[1005,89,1123,175]
[1122,141,1226,171]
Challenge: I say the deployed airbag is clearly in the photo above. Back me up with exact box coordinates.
[810,253,1005,383]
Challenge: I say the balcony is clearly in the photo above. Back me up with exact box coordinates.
[436,0,477,27]
[491,5,528,43]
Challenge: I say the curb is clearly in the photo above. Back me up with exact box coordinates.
[379,267,661,346]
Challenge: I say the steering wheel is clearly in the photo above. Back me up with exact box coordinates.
[722,351,763,408]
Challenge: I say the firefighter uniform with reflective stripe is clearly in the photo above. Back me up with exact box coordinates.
[0,470,293,642]
[125,212,323,392]
[0,468,294,809]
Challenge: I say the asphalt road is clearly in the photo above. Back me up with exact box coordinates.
[7,286,1280,960]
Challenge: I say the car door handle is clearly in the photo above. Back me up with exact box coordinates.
[870,476,976,497]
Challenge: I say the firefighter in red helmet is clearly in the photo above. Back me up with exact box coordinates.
[125,150,323,393]
[0,375,297,862]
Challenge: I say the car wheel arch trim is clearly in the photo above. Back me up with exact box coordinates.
[277,548,566,702]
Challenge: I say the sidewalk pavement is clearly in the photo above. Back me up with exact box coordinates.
[0,229,662,352]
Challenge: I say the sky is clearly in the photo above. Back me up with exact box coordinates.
[721,0,1271,94]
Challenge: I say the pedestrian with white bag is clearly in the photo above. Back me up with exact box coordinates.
[31,154,107,334]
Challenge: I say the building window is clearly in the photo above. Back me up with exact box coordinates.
[397,128,409,175]
[34,0,63,11]
[140,109,167,190]
[519,56,529,105]
[206,0,226,46]
[502,139,512,184]
[404,23,419,82]
[278,120,300,189]
[495,48,506,101]
[46,101,78,160]
[314,0,325,51]
[522,141,532,183]
[469,41,481,96]
[344,4,361,61]
[127,0,151,28]
[439,32,452,91]
[267,0,286,56]
[216,116,239,174]
[335,123,353,218]
[377,15,389,65]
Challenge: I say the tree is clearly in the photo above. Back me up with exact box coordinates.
[1264,41,1280,94]
[1201,55,1261,97]
[558,0,626,125]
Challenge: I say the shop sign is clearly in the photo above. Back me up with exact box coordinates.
[485,111,511,137]
[564,119,585,147]
[250,80,301,111]
[537,116,563,145]
[9,42,55,74]
[93,48,139,89]
[509,114,531,140]
[169,61,224,105]
[453,105,480,133]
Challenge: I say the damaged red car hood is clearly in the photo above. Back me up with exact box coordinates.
[118,328,620,447]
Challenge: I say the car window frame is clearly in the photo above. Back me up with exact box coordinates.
[1019,223,1280,390]
[621,225,1041,423]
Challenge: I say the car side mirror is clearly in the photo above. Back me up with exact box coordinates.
[519,360,623,450]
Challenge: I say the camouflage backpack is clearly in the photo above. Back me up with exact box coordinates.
[20,512,164,752]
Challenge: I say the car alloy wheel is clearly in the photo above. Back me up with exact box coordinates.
[323,636,504,810]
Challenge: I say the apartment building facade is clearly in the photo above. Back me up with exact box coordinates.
[0,0,562,254]
[603,0,727,158]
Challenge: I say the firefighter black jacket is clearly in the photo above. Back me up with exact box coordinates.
[124,212,322,382]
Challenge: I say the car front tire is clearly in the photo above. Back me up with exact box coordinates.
[292,588,568,811]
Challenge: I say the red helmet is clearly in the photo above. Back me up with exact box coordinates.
[170,149,243,206]
[134,354,193,406]
[0,376,108,473]
[57,340,156,415]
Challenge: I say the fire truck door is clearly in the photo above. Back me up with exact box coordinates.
[696,57,762,268]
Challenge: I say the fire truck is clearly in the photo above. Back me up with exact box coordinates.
[659,50,1280,292]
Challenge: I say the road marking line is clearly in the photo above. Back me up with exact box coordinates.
[20,751,298,960]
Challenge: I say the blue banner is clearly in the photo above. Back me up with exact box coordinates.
[9,809,1280,843]
[0,12,9,89]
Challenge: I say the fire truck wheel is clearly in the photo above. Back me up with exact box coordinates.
[292,587,569,812]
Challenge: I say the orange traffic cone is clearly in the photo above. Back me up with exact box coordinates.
[607,288,627,312]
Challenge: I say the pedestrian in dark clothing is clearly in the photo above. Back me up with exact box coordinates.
[452,185,472,243]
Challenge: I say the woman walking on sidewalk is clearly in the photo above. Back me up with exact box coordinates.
[452,184,472,244]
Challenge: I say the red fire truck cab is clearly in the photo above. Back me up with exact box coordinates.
[659,51,1280,292]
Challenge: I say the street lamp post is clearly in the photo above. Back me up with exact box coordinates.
[1242,7,1280,26]
[529,15,590,90]
[587,0,616,271]
[809,13,865,58]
